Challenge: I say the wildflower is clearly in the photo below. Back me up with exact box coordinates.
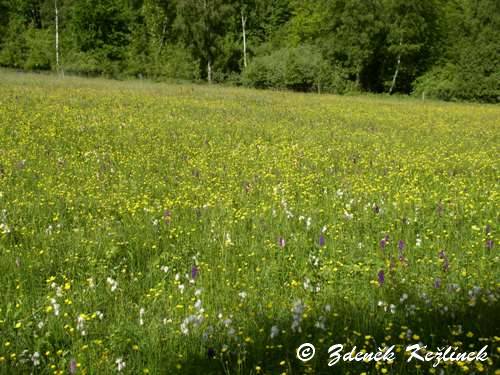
[291,300,305,332]
[315,316,326,330]
[160,265,169,273]
[139,308,145,326]
[344,210,353,220]
[191,266,199,280]
[194,299,202,310]
[163,209,172,224]
[180,321,189,335]
[106,277,118,292]
[380,239,387,250]
[50,298,60,316]
[224,233,233,246]
[415,237,422,247]
[398,240,405,251]
[207,348,215,359]
[486,239,494,250]
[115,358,126,372]
[378,270,385,286]
[319,235,325,247]
[238,291,247,299]
[434,278,442,288]
[303,278,311,290]
[270,325,279,339]
[278,237,285,248]
[31,352,40,366]
[0,223,11,235]
[69,358,77,374]
[439,250,449,272]
[76,315,86,336]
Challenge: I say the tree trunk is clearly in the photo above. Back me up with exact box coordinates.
[158,15,168,55]
[241,10,247,68]
[54,0,62,75]
[207,59,212,83]
[389,36,403,95]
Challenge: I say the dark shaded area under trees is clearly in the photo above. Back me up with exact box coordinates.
[0,0,498,102]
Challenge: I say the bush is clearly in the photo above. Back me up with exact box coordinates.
[414,35,500,103]
[24,27,53,71]
[153,45,200,81]
[413,64,500,103]
[242,45,352,94]
[0,18,28,69]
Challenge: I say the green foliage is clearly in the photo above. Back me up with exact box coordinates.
[24,26,53,70]
[243,45,353,94]
[0,0,498,101]
[0,17,28,68]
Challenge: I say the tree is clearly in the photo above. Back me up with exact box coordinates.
[174,0,236,82]
[384,0,440,94]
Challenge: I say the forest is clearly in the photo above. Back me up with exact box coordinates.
[0,0,499,102]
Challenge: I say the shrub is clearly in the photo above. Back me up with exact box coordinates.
[242,45,352,94]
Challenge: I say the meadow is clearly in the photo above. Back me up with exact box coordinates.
[0,71,498,374]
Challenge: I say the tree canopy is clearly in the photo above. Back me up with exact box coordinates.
[0,0,498,102]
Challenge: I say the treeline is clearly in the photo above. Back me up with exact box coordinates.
[0,0,498,102]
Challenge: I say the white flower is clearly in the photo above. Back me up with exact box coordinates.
[343,210,353,220]
[115,358,126,372]
[315,316,326,330]
[178,284,185,293]
[270,325,279,339]
[0,223,11,234]
[106,277,118,292]
[306,217,311,229]
[139,308,145,326]
[76,315,86,336]
[160,265,169,273]
[96,311,104,320]
[31,352,40,366]
[238,291,247,299]
[194,299,202,310]
[50,298,60,316]
[224,233,234,246]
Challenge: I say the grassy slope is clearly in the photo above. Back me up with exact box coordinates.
[0,70,499,374]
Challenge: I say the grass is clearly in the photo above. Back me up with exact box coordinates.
[0,70,499,374]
